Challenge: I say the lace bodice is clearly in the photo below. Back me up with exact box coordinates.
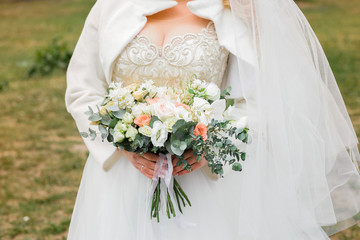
[112,21,230,88]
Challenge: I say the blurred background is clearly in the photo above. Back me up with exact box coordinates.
[0,0,359,239]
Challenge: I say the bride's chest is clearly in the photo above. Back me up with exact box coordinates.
[111,21,230,88]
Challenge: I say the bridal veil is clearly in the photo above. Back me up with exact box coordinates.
[227,0,360,238]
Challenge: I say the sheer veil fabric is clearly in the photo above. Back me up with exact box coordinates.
[227,0,360,238]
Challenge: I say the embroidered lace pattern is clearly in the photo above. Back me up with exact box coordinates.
[112,21,230,88]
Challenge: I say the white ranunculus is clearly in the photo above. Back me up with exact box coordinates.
[151,121,168,147]
[151,101,176,122]
[125,125,138,141]
[114,121,128,133]
[122,112,134,124]
[235,116,248,130]
[139,126,152,137]
[205,82,221,101]
[113,131,125,143]
[174,107,193,122]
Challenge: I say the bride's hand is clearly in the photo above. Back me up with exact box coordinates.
[172,150,207,176]
[120,149,158,180]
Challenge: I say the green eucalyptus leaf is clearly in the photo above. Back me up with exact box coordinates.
[107,133,114,142]
[107,104,120,112]
[88,114,102,122]
[89,128,97,140]
[241,152,246,161]
[165,141,175,155]
[171,144,185,156]
[109,118,119,128]
[80,132,88,138]
[171,119,186,133]
[98,125,107,134]
[112,110,125,119]
[232,162,242,171]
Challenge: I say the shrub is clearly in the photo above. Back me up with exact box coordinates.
[26,36,72,78]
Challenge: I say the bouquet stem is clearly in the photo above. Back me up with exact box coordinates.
[150,178,191,222]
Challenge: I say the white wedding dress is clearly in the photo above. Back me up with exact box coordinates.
[67,21,252,240]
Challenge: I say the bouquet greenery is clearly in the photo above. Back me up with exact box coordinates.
[81,75,251,222]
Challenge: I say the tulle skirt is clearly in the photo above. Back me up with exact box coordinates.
[67,153,250,240]
[67,151,349,240]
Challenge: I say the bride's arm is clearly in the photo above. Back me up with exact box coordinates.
[65,0,122,171]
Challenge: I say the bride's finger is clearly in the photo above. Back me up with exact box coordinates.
[141,152,159,162]
[137,158,157,170]
[183,150,195,159]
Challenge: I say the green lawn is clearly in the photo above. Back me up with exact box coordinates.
[0,0,359,239]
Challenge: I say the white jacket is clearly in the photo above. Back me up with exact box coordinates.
[65,0,255,172]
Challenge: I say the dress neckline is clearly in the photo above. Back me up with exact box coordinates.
[135,21,215,57]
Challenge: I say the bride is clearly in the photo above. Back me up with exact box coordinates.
[65,0,360,239]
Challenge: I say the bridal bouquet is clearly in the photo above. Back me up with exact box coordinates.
[81,75,251,222]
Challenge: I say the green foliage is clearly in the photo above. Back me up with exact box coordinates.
[0,79,9,92]
[25,36,72,78]
[192,119,250,176]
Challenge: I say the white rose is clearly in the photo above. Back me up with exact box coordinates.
[139,126,152,137]
[163,118,178,132]
[114,121,128,133]
[205,82,221,101]
[235,116,248,130]
[113,131,125,143]
[151,101,176,122]
[125,125,138,141]
[151,121,168,147]
[123,112,134,124]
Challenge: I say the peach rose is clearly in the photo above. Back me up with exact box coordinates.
[193,123,208,141]
[146,97,160,104]
[134,114,151,127]
[174,102,188,109]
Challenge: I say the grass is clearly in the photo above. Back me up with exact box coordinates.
[0,0,359,239]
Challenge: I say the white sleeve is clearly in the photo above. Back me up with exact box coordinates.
[65,0,122,172]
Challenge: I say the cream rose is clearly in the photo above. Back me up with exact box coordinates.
[114,121,128,133]
[123,112,134,124]
[113,131,125,143]
[139,125,152,137]
[125,126,138,142]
